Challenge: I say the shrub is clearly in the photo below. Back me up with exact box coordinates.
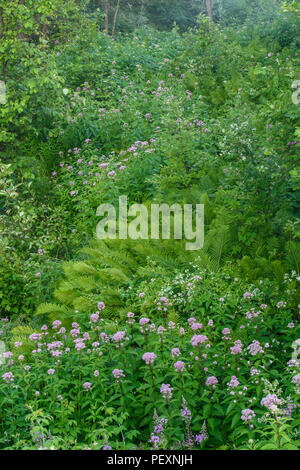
[0,290,299,449]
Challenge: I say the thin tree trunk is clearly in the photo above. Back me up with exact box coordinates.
[18,0,26,39]
[206,0,213,21]
[218,0,223,20]
[42,23,47,40]
[139,0,145,27]
[112,0,120,38]
[2,61,7,84]
[105,0,109,36]
[0,7,8,83]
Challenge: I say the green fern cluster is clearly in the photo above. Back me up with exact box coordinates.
[35,201,300,325]
[35,237,196,324]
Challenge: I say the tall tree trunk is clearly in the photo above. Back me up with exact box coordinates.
[0,8,8,82]
[18,0,26,39]
[112,0,120,38]
[139,0,145,27]
[206,0,213,21]
[218,0,223,19]
[42,23,47,40]
[104,0,109,36]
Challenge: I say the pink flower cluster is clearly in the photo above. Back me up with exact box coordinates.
[191,335,208,347]
[112,369,125,380]
[160,383,173,400]
[241,409,256,423]
[174,361,185,372]
[206,376,218,386]
[171,348,180,357]
[2,372,14,383]
[227,376,240,388]
[261,394,282,413]
[247,340,264,356]
[142,352,157,365]
[83,382,92,390]
[230,340,242,355]
[112,331,126,343]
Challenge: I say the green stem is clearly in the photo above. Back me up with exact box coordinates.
[78,350,82,422]
[149,365,157,402]
[9,385,17,434]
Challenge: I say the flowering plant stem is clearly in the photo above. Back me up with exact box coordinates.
[78,349,82,422]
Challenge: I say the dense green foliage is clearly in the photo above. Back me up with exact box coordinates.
[0,284,300,449]
[0,0,299,451]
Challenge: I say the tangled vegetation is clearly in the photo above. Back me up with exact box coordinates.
[0,0,299,450]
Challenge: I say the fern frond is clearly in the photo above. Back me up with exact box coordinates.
[286,241,300,274]
[36,303,71,316]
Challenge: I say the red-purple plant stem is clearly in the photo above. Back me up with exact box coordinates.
[180,373,184,397]
[198,345,204,386]
[276,419,281,449]
[160,337,164,360]
[121,347,127,369]
[149,364,157,402]
[78,349,82,421]
[9,385,17,433]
